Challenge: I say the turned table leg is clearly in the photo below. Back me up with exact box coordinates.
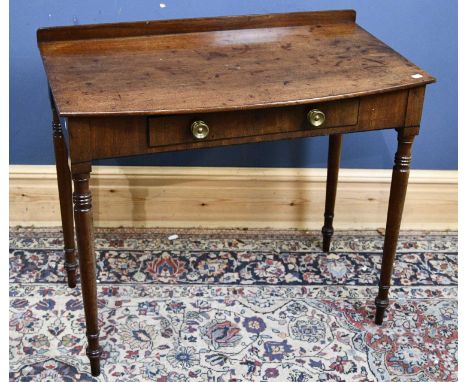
[322,134,342,252]
[49,88,77,288]
[375,127,418,325]
[72,165,101,376]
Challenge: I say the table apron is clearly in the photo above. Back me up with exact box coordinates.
[67,87,425,164]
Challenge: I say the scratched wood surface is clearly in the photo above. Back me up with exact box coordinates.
[38,10,434,117]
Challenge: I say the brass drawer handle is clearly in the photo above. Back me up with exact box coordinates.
[191,120,210,139]
[307,109,326,127]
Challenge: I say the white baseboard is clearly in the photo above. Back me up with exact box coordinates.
[9,165,458,230]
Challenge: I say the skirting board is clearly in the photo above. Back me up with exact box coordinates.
[9,165,457,230]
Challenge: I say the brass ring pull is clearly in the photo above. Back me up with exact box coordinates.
[191,120,210,139]
[307,109,326,127]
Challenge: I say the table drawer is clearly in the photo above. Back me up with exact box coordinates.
[148,99,358,148]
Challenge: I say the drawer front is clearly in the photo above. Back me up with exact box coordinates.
[148,98,358,148]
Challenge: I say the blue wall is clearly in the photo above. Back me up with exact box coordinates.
[10,1,457,169]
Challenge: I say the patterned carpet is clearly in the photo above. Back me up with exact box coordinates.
[9,228,458,382]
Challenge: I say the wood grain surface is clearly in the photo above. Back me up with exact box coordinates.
[38,11,435,117]
[10,166,457,230]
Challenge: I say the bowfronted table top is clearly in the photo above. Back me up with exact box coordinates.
[38,10,435,117]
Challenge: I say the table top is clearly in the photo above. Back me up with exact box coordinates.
[38,10,435,117]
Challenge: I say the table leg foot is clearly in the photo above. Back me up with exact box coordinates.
[87,332,102,376]
[321,225,333,253]
[89,358,101,377]
[64,249,77,288]
[374,288,390,325]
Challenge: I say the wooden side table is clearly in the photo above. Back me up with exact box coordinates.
[37,10,435,376]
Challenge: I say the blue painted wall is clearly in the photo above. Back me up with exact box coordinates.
[10,1,457,169]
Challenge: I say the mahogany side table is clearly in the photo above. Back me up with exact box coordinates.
[37,10,435,376]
